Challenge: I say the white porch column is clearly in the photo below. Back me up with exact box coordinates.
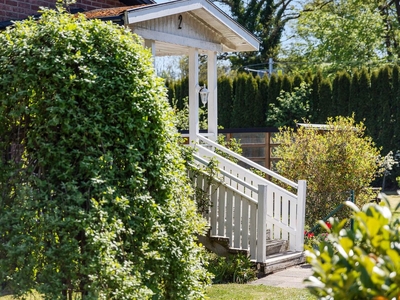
[144,39,156,68]
[207,51,218,141]
[189,48,199,145]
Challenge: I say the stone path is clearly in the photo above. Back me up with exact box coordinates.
[249,264,313,289]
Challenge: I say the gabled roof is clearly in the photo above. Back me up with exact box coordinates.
[119,0,154,4]
[125,0,259,55]
[84,6,143,20]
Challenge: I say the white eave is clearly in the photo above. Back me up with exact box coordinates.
[125,0,259,56]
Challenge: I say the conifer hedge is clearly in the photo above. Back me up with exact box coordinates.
[169,65,400,154]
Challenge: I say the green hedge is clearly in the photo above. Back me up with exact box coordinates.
[0,7,209,299]
[169,65,400,153]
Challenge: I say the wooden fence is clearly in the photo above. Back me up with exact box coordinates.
[219,128,280,170]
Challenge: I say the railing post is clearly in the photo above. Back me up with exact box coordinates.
[296,180,307,251]
[257,184,267,263]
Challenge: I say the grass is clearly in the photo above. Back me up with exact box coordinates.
[382,190,400,203]
[0,286,316,300]
[381,191,400,218]
[206,284,316,300]
[0,293,42,300]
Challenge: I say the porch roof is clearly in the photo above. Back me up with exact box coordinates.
[125,0,259,56]
[84,0,259,56]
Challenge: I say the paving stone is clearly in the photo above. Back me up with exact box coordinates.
[249,264,313,289]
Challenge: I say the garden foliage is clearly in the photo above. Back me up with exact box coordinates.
[266,82,312,127]
[168,65,400,165]
[0,7,209,299]
[306,201,400,300]
[273,116,381,228]
[205,252,256,284]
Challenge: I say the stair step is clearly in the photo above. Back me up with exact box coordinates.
[262,251,305,275]
[208,237,249,256]
[266,239,288,255]
[209,235,230,247]
[198,235,231,257]
[228,247,249,256]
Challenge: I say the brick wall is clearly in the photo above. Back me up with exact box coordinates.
[0,0,125,22]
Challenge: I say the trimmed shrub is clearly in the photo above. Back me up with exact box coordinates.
[217,75,234,128]
[0,7,209,299]
[273,116,381,228]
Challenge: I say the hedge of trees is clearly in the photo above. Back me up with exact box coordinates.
[167,65,400,154]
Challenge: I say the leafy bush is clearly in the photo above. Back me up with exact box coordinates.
[266,82,312,127]
[273,116,381,228]
[172,96,208,131]
[306,201,400,300]
[0,6,209,299]
[205,252,257,284]
[304,221,332,250]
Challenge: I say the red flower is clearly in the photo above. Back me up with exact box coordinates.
[307,232,314,238]
[325,221,332,229]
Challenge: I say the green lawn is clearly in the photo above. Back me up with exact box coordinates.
[206,284,316,300]
[0,286,316,300]
[0,293,42,300]
[382,191,400,217]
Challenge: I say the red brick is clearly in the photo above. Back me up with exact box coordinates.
[5,0,18,6]
[1,0,126,22]
[17,2,32,9]
[3,11,19,20]
[89,0,123,8]
[11,6,26,13]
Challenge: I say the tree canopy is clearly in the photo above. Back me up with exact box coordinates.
[216,0,299,68]
[0,7,209,299]
[285,0,400,72]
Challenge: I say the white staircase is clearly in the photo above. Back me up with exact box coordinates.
[189,135,307,274]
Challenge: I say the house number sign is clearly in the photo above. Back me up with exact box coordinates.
[178,15,183,29]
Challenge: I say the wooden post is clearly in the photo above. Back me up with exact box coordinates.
[188,48,199,145]
[265,132,270,169]
[257,184,267,263]
[296,180,307,251]
[207,50,218,142]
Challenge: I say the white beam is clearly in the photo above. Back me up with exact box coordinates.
[127,2,203,23]
[207,51,218,141]
[133,28,223,53]
[189,48,199,145]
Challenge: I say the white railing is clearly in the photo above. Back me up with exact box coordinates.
[190,134,306,263]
